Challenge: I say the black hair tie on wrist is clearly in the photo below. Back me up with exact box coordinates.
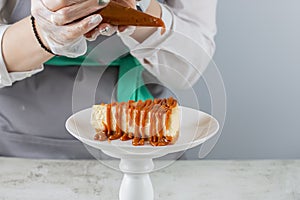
[30,15,55,55]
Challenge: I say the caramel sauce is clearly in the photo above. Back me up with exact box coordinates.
[94,97,178,146]
[138,138,145,146]
[128,101,134,130]
[132,137,140,146]
[107,104,111,135]
[109,132,123,140]
[165,110,171,131]
[149,104,159,141]
[115,103,121,135]
[140,109,146,139]
[94,131,107,141]
[101,122,108,133]
[134,100,142,139]
[141,100,152,138]
[157,108,163,139]
[165,136,173,142]
[150,135,158,146]
[125,102,129,133]
[120,133,132,141]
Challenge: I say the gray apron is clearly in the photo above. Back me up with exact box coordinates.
[0,0,168,159]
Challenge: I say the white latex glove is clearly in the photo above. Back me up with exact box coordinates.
[31,0,107,57]
[85,0,137,41]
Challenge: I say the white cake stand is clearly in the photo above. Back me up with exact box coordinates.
[66,106,219,200]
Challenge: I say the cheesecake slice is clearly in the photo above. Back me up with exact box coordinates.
[91,97,179,146]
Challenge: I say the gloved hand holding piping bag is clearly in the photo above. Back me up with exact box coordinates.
[31,0,112,57]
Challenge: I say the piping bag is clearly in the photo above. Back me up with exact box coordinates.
[86,1,165,37]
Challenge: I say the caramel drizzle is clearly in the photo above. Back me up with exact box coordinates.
[94,97,177,146]
[109,102,123,140]
[106,104,111,136]
[120,102,132,141]
[128,100,134,136]
[141,100,153,138]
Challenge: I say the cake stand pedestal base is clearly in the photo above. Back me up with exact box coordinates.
[119,159,154,200]
[102,151,155,200]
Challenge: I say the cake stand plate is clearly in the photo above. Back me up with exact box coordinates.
[66,106,219,200]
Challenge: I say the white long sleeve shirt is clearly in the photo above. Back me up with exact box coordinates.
[0,0,217,89]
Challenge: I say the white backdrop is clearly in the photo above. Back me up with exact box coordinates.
[182,0,300,159]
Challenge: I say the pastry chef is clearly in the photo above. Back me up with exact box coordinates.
[0,0,217,158]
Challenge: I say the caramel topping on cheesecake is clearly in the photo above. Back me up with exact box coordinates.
[91,97,179,146]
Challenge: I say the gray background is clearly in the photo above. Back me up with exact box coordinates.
[183,0,300,159]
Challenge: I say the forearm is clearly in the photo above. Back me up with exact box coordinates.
[130,0,162,43]
[2,16,53,72]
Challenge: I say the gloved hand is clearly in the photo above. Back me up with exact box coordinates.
[31,0,108,57]
[85,0,137,40]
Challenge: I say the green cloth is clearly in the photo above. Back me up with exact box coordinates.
[45,55,153,102]
[45,55,101,66]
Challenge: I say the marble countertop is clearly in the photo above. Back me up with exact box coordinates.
[0,157,299,200]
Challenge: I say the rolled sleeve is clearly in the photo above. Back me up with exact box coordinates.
[118,0,217,89]
[0,24,13,87]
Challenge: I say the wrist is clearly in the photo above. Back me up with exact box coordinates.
[2,17,53,72]
[31,16,54,55]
